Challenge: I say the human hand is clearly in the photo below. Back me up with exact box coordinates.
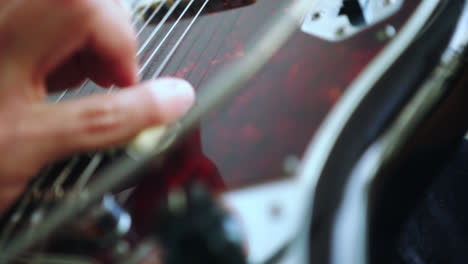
[0,0,195,209]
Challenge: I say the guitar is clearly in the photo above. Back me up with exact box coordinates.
[2,0,468,263]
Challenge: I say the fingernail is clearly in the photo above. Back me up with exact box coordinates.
[150,78,195,122]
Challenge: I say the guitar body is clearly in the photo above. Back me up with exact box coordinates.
[3,0,468,263]
[126,0,425,262]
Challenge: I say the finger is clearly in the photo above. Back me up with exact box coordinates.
[0,0,138,95]
[46,47,116,91]
[44,0,137,91]
[35,78,194,161]
[82,0,138,87]
[46,53,87,92]
[48,0,138,90]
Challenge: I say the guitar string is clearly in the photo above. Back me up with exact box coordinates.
[131,3,153,27]
[0,0,158,246]
[67,0,151,98]
[58,0,209,196]
[65,0,198,196]
[138,0,195,75]
[65,0,186,193]
[0,167,55,249]
[68,0,163,98]
[57,0,147,100]
[51,0,184,196]
[105,0,168,95]
[78,1,207,192]
[45,1,178,192]
[24,5,208,256]
[151,0,208,79]
[69,0,174,192]
[3,2,208,260]
[50,156,81,197]
[1,0,207,248]
[136,2,166,37]
[137,0,183,56]
[75,0,173,97]
[0,7,144,247]
[68,0,202,192]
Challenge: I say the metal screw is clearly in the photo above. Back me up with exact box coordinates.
[311,12,321,21]
[376,25,396,41]
[270,203,282,219]
[283,155,300,175]
[383,0,394,6]
[336,27,346,37]
[30,210,44,226]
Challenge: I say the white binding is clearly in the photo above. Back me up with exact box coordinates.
[222,1,443,263]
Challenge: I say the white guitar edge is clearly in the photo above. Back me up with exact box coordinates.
[221,1,442,263]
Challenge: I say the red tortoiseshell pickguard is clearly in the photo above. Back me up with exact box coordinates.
[128,0,420,233]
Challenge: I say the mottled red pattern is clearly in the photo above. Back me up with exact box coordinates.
[127,131,226,232]
[128,0,420,232]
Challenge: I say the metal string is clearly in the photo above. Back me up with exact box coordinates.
[38,0,204,197]
[72,154,104,191]
[131,3,152,26]
[151,0,209,79]
[136,1,166,37]
[48,2,174,192]
[72,0,168,97]
[59,0,147,99]
[67,0,208,195]
[0,167,54,249]
[76,0,201,190]
[107,0,168,94]
[139,0,194,74]
[77,0,209,189]
[1,0,208,258]
[1,0,316,258]
[50,157,81,198]
[128,0,146,17]
[68,0,187,195]
[137,0,183,56]
[0,0,151,247]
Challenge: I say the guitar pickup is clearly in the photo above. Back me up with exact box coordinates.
[301,0,403,41]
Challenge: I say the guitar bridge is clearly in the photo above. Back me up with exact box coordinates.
[301,0,403,41]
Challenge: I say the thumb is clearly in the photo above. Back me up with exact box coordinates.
[48,78,195,157]
[6,78,194,178]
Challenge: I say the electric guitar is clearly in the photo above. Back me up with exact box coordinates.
[2,0,468,263]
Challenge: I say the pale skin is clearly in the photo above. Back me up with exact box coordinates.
[0,0,195,211]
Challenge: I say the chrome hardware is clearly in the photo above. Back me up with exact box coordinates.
[301,0,403,41]
[282,155,300,176]
[376,25,397,41]
[71,194,132,241]
[156,185,247,264]
[91,195,132,237]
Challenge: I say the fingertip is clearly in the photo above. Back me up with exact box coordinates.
[119,60,140,87]
[145,78,196,123]
[110,38,139,87]
[86,54,139,88]
[87,0,139,88]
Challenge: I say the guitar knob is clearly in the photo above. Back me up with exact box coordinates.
[155,184,246,264]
